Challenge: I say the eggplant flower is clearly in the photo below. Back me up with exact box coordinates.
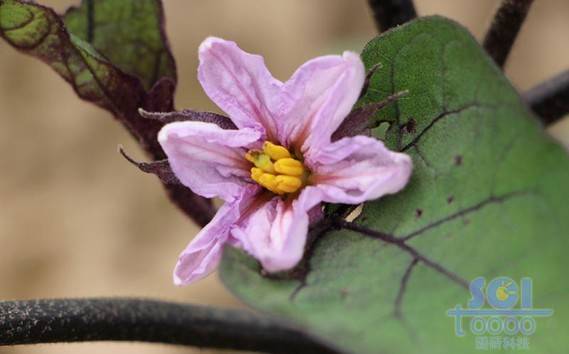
[158,37,413,285]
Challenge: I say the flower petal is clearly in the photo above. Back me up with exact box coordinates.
[158,121,261,202]
[198,37,282,139]
[311,136,413,204]
[173,185,259,285]
[232,187,322,272]
[277,51,365,158]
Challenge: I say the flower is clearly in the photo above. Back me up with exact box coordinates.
[158,37,413,285]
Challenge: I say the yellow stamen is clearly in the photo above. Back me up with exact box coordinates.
[263,141,291,160]
[246,142,307,195]
[274,158,304,176]
[251,167,264,181]
[275,175,303,193]
[258,173,281,194]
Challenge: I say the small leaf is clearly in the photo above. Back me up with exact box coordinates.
[0,0,213,226]
[0,0,169,157]
[220,16,569,354]
[63,0,176,90]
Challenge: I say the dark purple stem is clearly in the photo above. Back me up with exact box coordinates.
[483,0,535,68]
[0,298,337,354]
[524,69,569,125]
[367,0,417,32]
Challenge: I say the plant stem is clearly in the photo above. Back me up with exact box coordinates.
[0,298,336,354]
[524,69,569,125]
[367,0,417,32]
[483,0,534,68]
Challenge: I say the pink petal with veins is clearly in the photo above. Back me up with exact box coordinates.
[158,121,261,202]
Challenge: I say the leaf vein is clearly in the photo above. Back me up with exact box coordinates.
[402,190,528,241]
[337,220,469,289]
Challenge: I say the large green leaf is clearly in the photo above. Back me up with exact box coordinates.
[220,16,569,354]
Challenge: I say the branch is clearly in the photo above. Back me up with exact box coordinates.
[524,69,569,125]
[483,0,535,68]
[367,0,417,33]
[0,298,337,354]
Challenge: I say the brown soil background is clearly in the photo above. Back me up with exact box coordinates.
[1,1,568,353]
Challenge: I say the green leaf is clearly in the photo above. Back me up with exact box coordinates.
[63,0,175,90]
[220,16,569,354]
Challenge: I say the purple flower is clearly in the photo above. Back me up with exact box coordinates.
[158,37,413,285]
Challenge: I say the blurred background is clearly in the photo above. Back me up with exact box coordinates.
[0,0,568,353]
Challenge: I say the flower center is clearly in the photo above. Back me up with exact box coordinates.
[245,142,307,195]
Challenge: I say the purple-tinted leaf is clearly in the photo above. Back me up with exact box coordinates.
[0,0,164,154]
[118,146,180,185]
[0,0,214,226]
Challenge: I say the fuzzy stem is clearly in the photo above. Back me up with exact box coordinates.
[0,298,336,354]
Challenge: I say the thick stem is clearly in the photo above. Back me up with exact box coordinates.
[367,0,417,33]
[0,298,336,354]
[483,0,534,68]
[524,69,569,125]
